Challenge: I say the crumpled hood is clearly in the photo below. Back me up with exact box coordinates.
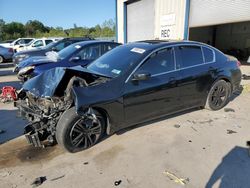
[18,56,58,69]
[22,66,100,97]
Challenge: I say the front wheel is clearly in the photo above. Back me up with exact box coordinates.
[56,107,105,153]
[205,80,231,111]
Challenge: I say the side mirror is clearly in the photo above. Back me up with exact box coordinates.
[70,56,81,62]
[132,72,151,81]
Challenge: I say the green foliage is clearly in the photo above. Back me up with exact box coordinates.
[0,18,115,41]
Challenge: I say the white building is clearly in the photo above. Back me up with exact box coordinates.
[116,0,250,60]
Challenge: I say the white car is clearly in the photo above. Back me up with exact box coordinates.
[17,38,62,52]
[0,38,34,52]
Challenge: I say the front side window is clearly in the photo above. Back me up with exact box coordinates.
[76,45,101,60]
[203,47,214,63]
[33,40,43,47]
[45,40,53,45]
[53,42,65,51]
[136,48,175,75]
[177,46,203,69]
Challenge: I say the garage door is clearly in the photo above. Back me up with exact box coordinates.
[127,0,155,42]
[189,0,250,27]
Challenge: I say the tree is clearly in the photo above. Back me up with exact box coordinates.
[2,22,25,40]
[25,20,49,36]
[0,19,5,41]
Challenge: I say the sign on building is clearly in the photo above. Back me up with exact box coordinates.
[160,14,176,40]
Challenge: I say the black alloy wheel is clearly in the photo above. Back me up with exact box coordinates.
[69,116,102,149]
[205,80,231,111]
[56,107,105,153]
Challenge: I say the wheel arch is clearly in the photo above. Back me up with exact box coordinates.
[213,76,233,93]
[92,107,111,136]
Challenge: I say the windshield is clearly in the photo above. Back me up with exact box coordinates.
[43,41,56,49]
[57,44,81,60]
[87,45,146,78]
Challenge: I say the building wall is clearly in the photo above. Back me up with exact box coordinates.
[154,0,186,40]
[117,0,187,43]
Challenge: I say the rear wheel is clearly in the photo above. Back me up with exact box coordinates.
[0,56,4,64]
[205,80,231,111]
[56,107,105,153]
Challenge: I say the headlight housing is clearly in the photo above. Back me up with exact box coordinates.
[15,54,29,61]
[18,66,35,75]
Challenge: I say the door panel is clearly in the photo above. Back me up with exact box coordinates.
[175,45,214,109]
[123,47,180,124]
[123,71,180,124]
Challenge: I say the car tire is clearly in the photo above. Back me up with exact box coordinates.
[205,80,231,111]
[56,107,105,153]
[0,55,4,64]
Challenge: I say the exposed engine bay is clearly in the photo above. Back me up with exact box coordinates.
[15,67,110,147]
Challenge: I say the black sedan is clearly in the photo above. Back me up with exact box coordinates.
[12,37,94,65]
[15,40,242,152]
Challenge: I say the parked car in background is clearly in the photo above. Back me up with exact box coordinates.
[15,40,242,152]
[0,38,34,52]
[0,45,14,64]
[17,37,62,52]
[17,40,120,81]
[0,39,14,47]
[13,37,94,65]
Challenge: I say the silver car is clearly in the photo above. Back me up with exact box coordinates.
[0,45,14,64]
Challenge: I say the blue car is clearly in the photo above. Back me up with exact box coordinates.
[0,45,14,64]
[17,40,120,81]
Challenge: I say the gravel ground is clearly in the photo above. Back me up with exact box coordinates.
[0,63,250,188]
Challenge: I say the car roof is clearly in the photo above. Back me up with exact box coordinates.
[126,40,210,51]
[71,40,119,47]
[62,37,94,41]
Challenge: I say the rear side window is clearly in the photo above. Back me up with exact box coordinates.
[177,46,203,68]
[24,39,33,44]
[203,47,214,63]
[137,47,175,75]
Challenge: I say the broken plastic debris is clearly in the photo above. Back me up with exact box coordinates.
[227,129,237,134]
[31,176,47,187]
[224,108,235,112]
[163,171,189,185]
[247,141,250,157]
[114,180,122,186]
[174,124,181,128]
[50,175,65,181]
[242,74,250,80]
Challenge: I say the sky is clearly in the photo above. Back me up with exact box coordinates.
[0,0,115,29]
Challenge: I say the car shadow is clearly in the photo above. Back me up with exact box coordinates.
[0,108,27,144]
[205,146,250,188]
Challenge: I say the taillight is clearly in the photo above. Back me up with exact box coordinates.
[8,48,14,53]
[236,60,241,67]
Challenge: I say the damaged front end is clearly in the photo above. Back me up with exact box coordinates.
[15,93,72,147]
[15,66,109,147]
